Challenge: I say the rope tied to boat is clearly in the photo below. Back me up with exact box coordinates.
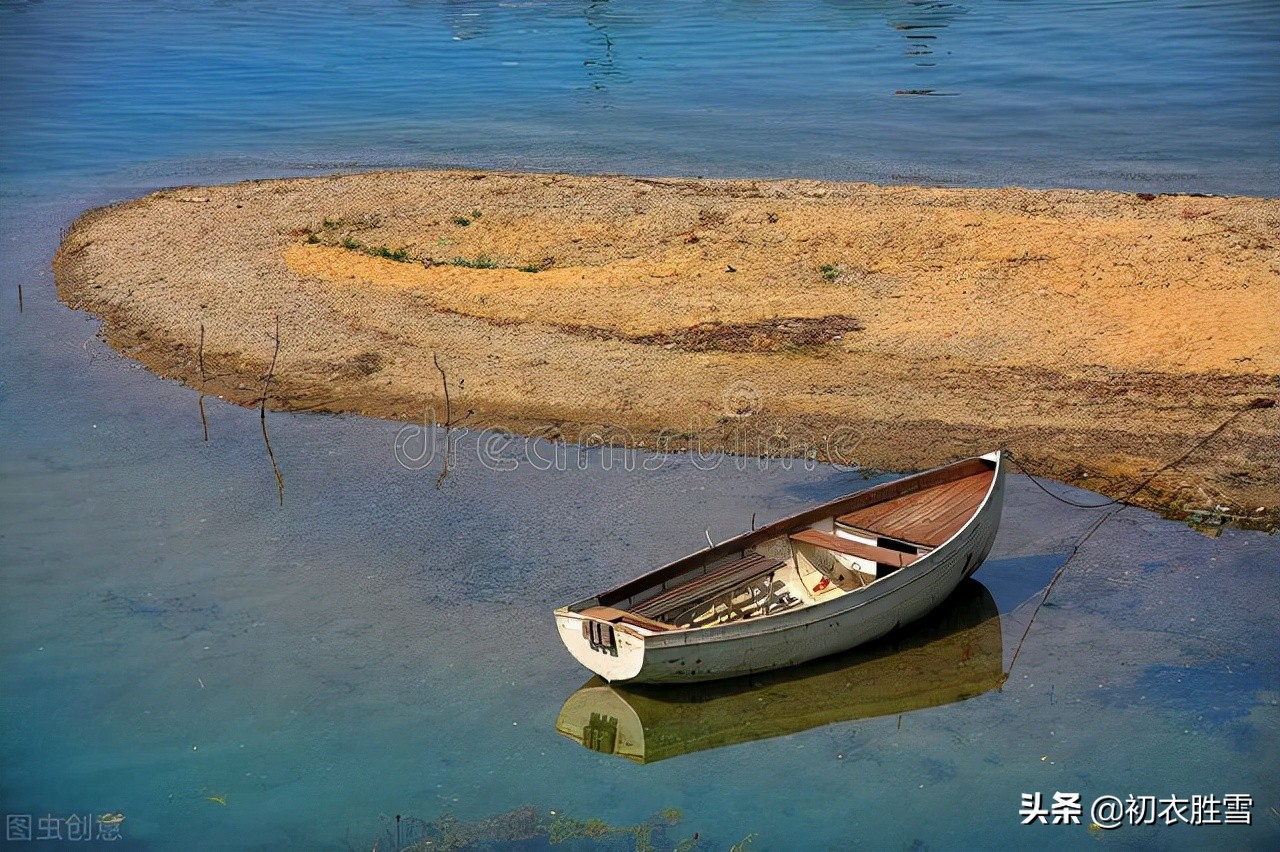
[1003,395,1273,677]
[1004,396,1274,510]
[1006,504,1123,678]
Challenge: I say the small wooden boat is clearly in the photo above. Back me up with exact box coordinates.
[556,578,1004,763]
[554,450,1006,683]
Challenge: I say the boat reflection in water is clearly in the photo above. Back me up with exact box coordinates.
[555,579,1004,764]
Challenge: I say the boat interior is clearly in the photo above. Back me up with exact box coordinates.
[579,458,996,637]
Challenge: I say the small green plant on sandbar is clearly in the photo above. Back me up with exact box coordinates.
[820,263,846,282]
[369,245,411,262]
[334,235,414,263]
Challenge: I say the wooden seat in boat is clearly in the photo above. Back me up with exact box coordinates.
[632,552,785,620]
[836,467,994,548]
[579,606,678,632]
[789,529,919,569]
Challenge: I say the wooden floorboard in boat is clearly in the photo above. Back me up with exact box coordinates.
[837,469,994,547]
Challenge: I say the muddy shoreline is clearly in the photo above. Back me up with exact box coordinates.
[53,170,1279,530]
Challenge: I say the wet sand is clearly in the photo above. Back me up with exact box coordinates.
[53,170,1279,529]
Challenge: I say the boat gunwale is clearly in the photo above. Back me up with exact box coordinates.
[557,451,1005,636]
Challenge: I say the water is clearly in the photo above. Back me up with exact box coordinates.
[2,0,1278,196]
[1,1,1277,849]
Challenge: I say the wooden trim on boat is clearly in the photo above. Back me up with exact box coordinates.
[580,606,678,632]
[789,529,920,569]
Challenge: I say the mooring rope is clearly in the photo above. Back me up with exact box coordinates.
[1005,396,1274,510]
[1002,395,1273,676]
[1006,504,1123,676]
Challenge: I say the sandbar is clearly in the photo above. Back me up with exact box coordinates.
[53,170,1279,529]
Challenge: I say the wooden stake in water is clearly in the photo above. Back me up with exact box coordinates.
[259,316,284,506]
[197,321,209,441]
[433,351,452,489]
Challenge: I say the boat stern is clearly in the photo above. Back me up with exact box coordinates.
[554,608,648,682]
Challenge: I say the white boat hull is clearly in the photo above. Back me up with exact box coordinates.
[556,451,1006,683]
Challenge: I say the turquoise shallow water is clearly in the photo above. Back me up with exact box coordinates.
[1,1,1278,850]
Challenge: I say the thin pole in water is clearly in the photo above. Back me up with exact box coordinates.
[197,321,209,441]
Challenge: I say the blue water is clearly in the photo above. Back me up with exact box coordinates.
[2,0,1278,196]
[1,1,1278,850]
